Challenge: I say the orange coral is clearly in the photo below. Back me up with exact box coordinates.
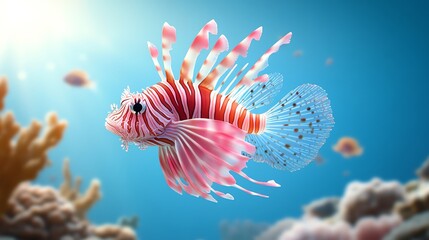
[60,159,102,219]
[0,77,7,110]
[0,77,67,215]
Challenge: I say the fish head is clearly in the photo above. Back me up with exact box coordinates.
[105,87,172,150]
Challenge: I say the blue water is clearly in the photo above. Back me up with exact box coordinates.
[2,0,429,239]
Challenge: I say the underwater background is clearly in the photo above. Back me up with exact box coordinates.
[1,0,429,239]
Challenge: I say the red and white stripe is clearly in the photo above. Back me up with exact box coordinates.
[143,81,267,136]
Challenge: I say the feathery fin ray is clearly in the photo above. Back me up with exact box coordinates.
[159,118,279,202]
[147,42,166,81]
[199,27,263,90]
[196,35,229,84]
[246,84,334,171]
[181,20,218,83]
[162,22,177,81]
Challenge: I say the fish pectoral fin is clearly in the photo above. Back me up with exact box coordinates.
[158,119,279,202]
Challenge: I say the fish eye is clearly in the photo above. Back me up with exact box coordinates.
[130,99,146,114]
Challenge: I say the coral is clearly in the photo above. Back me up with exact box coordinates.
[404,180,420,192]
[0,77,7,110]
[333,137,363,158]
[239,158,429,240]
[353,215,401,240]
[278,219,352,240]
[304,197,339,219]
[0,78,67,216]
[117,215,139,230]
[395,181,429,220]
[338,178,405,224]
[0,184,135,240]
[90,225,136,240]
[417,157,429,180]
[0,183,89,239]
[220,220,270,240]
[255,219,295,240]
[384,211,429,240]
[59,159,102,219]
[261,215,399,240]
[0,77,136,239]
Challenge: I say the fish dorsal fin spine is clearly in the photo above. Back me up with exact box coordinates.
[147,21,291,101]
[199,26,262,91]
[180,20,218,83]
[162,23,177,82]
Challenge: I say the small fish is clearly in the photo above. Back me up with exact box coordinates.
[325,57,334,66]
[333,137,363,158]
[105,20,334,202]
[64,70,95,89]
[293,50,303,57]
[342,170,351,177]
[314,154,325,165]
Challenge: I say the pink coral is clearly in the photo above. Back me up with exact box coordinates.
[339,178,405,224]
[354,215,401,240]
[278,219,352,240]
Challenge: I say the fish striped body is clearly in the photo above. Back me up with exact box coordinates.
[105,20,334,202]
[147,81,265,133]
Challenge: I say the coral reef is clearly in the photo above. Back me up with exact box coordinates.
[226,157,429,240]
[255,219,295,240]
[353,215,401,240]
[118,215,139,230]
[276,215,401,240]
[0,183,88,239]
[0,77,136,239]
[395,181,429,220]
[279,219,352,240]
[304,197,339,219]
[0,184,135,240]
[90,225,136,240]
[338,178,405,224]
[417,157,429,180]
[220,220,269,240]
[0,77,67,216]
[60,159,101,219]
[385,211,429,240]
[0,77,7,110]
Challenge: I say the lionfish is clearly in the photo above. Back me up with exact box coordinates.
[105,20,334,202]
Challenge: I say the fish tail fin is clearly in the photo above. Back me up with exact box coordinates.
[246,84,334,171]
[87,81,97,91]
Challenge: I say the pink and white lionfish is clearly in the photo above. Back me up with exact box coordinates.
[105,20,334,202]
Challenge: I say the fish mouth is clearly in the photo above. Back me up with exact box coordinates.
[105,118,123,137]
[105,103,122,135]
[104,120,120,135]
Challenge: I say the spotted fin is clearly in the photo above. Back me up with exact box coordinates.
[246,84,334,171]
[159,118,279,202]
[232,73,283,111]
